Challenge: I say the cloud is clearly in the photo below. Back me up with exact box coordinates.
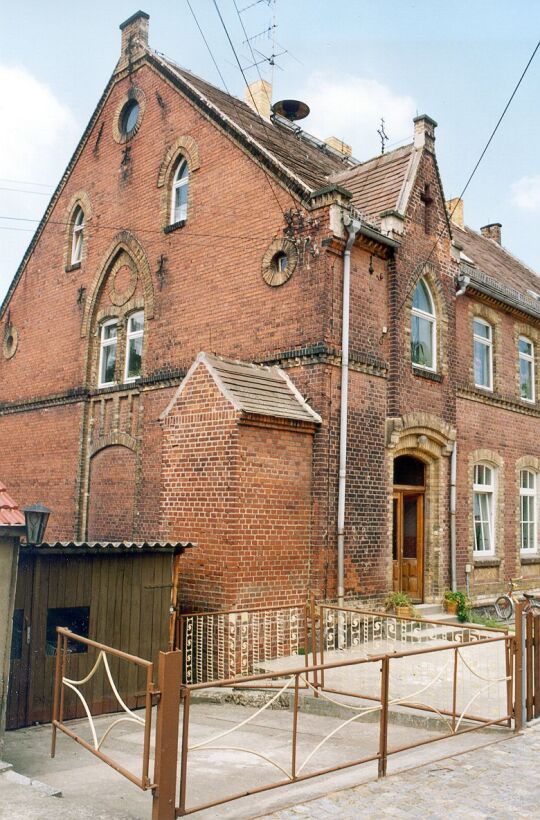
[0,65,79,301]
[511,175,540,211]
[296,73,417,159]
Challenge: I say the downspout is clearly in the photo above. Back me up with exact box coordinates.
[337,214,362,606]
[450,441,457,592]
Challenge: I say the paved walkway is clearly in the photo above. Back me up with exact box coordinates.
[263,723,540,819]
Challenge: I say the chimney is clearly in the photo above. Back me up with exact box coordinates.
[244,79,272,120]
[118,11,150,70]
[446,198,464,229]
[325,136,352,157]
[480,223,502,244]
[413,114,437,153]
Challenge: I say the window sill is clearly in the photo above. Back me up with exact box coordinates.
[65,262,81,273]
[473,384,494,395]
[412,366,443,382]
[473,557,501,568]
[520,554,540,565]
[164,220,186,235]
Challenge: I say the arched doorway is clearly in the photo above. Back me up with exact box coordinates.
[392,455,425,601]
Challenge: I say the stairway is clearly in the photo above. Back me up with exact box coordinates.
[415,602,459,624]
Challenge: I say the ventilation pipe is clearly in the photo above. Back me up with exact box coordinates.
[337,213,362,606]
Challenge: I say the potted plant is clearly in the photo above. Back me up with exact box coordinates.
[443,590,459,615]
[443,590,471,622]
[385,591,413,618]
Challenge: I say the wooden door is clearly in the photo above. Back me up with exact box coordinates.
[6,554,34,729]
[392,491,424,601]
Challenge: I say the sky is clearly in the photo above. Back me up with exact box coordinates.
[2,1,540,301]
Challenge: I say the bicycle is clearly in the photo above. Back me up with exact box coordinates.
[494,577,540,621]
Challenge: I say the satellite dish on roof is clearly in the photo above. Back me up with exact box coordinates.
[272,99,310,122]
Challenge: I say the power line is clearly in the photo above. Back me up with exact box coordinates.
[0,213,272,245]
[210,0,292,217]
[0,186,51,196]
[396,37,540,316]
[0,177,53,189]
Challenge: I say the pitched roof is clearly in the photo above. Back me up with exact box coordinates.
[162,352,322,424]
[329,144,414,225]
[453,223,540,297]
[0,480,25,527]
[152,53,349,193]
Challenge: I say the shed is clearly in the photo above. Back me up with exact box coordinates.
[7,540,194,729]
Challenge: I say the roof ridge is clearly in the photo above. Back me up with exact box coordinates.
[461,223,540,281]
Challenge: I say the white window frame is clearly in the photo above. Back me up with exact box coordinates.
[124,311,144,383]
[520,469,538,553]
[473,318,493,391]
[473,463,496,556]
[71,207,84,265]
[170,158,189,224]
[519,336,535,403]
[98,318,118,388]
[411,278,437,372]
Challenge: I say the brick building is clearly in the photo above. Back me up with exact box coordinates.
[1,11,539,611]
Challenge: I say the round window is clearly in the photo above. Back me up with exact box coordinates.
[272,252,288,274]
[120,99,140,137]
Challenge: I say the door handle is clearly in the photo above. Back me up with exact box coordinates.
[26,625,31,645]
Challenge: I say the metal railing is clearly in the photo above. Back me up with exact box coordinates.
[51,627,156,790]
[174,630,513,815]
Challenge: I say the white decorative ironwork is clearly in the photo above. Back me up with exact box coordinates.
[62,650,144,751]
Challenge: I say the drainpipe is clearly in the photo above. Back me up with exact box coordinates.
[337,214,362,606]
[450,441,457,592]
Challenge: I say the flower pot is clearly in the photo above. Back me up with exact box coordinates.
[444,600,458,615]
[395,605,411,618]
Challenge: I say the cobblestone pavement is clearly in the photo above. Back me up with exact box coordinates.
[263,724,540,819]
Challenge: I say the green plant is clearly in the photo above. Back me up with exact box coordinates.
[443,590,471,621]
[384,591,412,610]
[469,613,509,631]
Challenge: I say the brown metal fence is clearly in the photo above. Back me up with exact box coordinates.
[51,600,540,820]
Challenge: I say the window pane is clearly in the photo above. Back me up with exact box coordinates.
[412,279,433,314]
[129,313,144,333]
[520,357,534,400]
[473,320,491,340]
[72,231,82,262]
[174,184,188,222]
[411,315,434,367]
[519,337,532,356]
[521,470,534,490]
[474,491,493,552]
[103,323,117,341]
[474,339,490,387]
[46,607,89,656]
[101,342,116,384]
[126,335,142,379]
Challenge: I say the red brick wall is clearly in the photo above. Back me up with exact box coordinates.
[160,363,315,610]
[87,445,137,541]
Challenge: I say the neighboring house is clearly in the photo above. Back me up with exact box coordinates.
[1,10,539,616]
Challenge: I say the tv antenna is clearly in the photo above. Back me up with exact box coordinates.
[377,118,389,154]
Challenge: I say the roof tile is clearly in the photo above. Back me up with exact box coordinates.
[0,480,25,527]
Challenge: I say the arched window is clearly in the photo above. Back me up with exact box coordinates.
[411,278,436,370]
[170,158,189,224]
[473,318,493,390]
[71,206,85,265]
[520,469,537,553]
[473,463,496,554]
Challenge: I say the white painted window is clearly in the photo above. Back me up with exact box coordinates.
[473,318,493,390]
[411,278,436,370]
[71,206,84,264]
[124,311,144,383]
[98,319,118,387]
[473,463,495,555]
[170,159,189,224]
[520,469,537,553]
[519,336,535,402]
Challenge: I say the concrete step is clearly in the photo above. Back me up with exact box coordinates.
[415,603,459,624]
